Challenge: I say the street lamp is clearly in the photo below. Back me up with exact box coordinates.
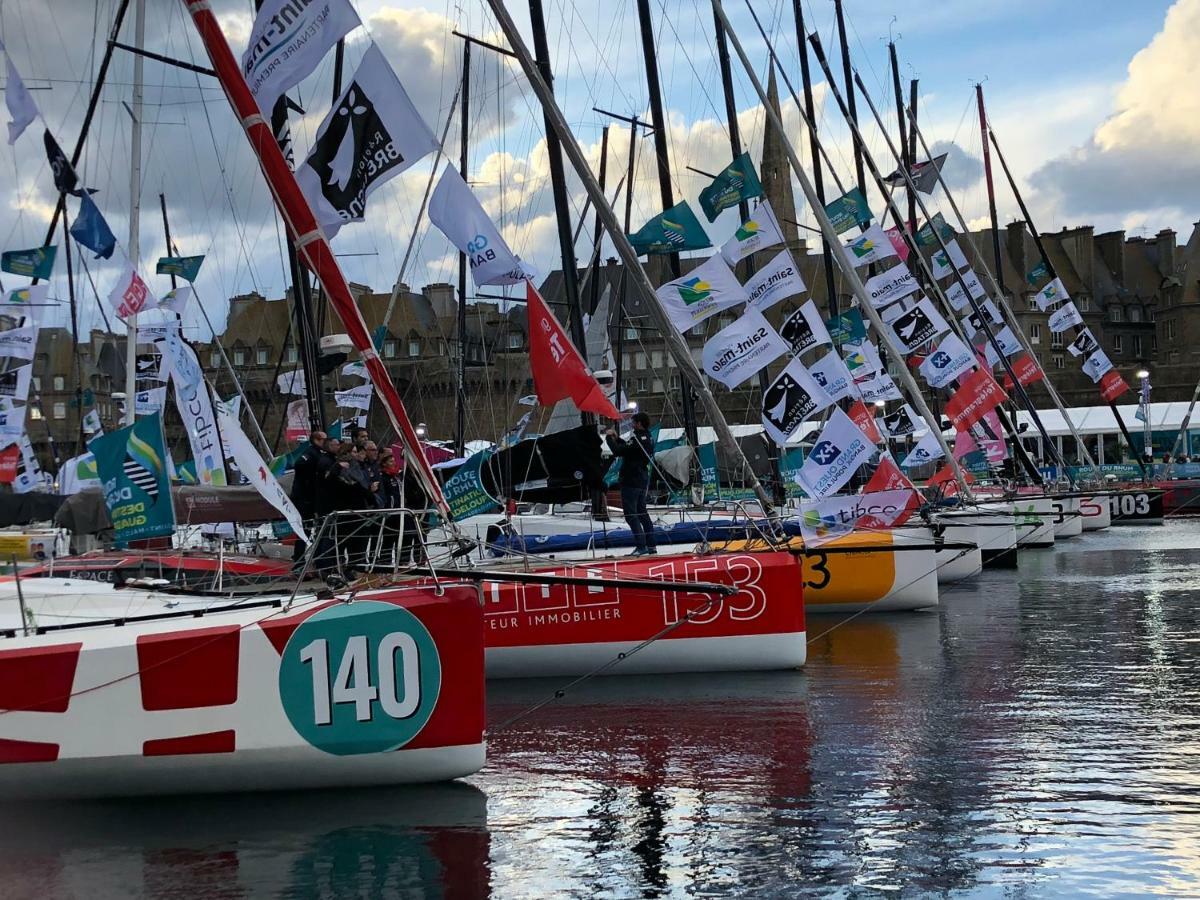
[415,422,427,439]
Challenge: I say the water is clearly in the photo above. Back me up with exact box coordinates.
[4,522,1200,897]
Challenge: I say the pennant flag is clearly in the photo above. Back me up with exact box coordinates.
[89,412,175,544]
[241,0,361,116]
[699,152,763,222]
[796,408,874,499]
[429,166,536,286]
[43,129,78,196]
[826,309,866,345]
[59,451,102,494]
[807,350,859,403]
[780,300,833,355]
[501,410,534,449]
[915,213,954,248]
[848,399,883,444]
[1026,260,1050,286]
[655,254,748,332]
[919,334,976,389]
[900,429,945,468]
[1001,352,1044,390]
[0,323,36,360]
[797,489,921,547]
[1048,301,1083,333]
[866,453,916,493]
[334,384,373,410]
[1034,277,1069,311]
[944,367,1006,431]
[721,199,785,264]
[158,285,192,316]
[296,45,438,239]
[889,296,950,352]
[82,408,102,434]
[134,387,167,415]
[824,188,872,234]
[215,401,308,542]
[1082,349,1114,383]
[928,464,971,497]
[1068,328,1100,358]
[864,264,918,308]
[527,281,621,418]
[157,255,204,282]
[277,368,307,396]
[628,200,711,255]
[881,404,923,438]
[1099,369,1130,402]
[4,51,38,145]
[745,248,805,312]
[761,357,833,445]
[106,262,154,318]
[70,193,117,259]
[1,246,55,279]
[885,153,947,193]
[702,308,789,389]
[844,223,898,267]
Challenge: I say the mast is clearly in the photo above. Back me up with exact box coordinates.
[183,0,452,520]
[123,0,146,426]
[61,217,84,454]
[888,42,913,233]
[482,0,774,511]
[587,126,610,317]
[456,40,471,456]
[635,0,699,451]
[976,84,1005,294]
[833,1,866,199]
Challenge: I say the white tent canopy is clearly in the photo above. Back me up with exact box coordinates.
[1014,401,1199,438]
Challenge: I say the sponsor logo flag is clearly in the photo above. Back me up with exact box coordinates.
[796,408,874,499]
[1099,369,1130,402]
[0,362,33,402]
[1082,349,1114,383]
[334,384,372,410]
[721,199,784,264]
[915,212,954,248]
[745,249,805,312]
[443,449,502,521]
[797,489,920,547]
[156,255,204,282]
[1,246,55,279]
[89,412,175,545]
[780,300,833,355]
[826,308,866,345]
[158,285,192,316]
[82,408,102,434]
[884,153,947,193]
[59,451,102,494]
[429,166,537,286]
[216,400,308,542]
[655,254,748,332]
[702,308,789,389]
[698,152,763,222]
[277,368,307,396]
[1001,352,1044,390]
[983,325,1024,367]
[843,223,898,267]
[848,399,883,444]
[3,46,38,144]
[70,192,117,259]
[1026,260,1050,285]
[900,429,945,468]
[807,350,859,403]
[628,200,711,255]
[0,323,36,360]
[134,387,167,415]
[241,0,361,117]
[1068,328,1099,358]
[528,281,621,417]
[889,296,950,352]
[884,224,911,262]
[160,333,226,486]
[761,357,833,445]
[881,403,923,438]
[1034,277,1069,311]
[919,334,976,388]
[43,129,78,196]
[855,371,904,404]
[342,360,370,381]
[297,46,438,239]
[1048,301,1083,333]
[944,367,1006,431]
[866,453,917,493]
[945,281,970,312]
[824,188,872,234]
[864,264,918,308]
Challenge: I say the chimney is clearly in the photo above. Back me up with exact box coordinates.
[1095,230,1126,283]
[1156,228,1177,277]
[1061,225,1094,292]
[1005,221,1028,279]
[422,282,457,318]
[759,68,800,252]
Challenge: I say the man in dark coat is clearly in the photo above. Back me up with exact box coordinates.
[605,412,657,555]
[289,430,331,564]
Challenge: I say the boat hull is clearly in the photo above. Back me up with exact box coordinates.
[1051,496,1084,538]
[1012,497,1056,548]
[951,505,1019,568]
[1078,495,1112,530]
[1107,488,1165,525]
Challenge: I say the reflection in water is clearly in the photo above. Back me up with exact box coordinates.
[2,523,1200,896]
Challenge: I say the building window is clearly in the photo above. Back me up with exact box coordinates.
[409,338,422,357]
[1152,335,1158,352]
[255,346,269,365]
[1129,306,1142,323]
[1050,331,1063,349]
[53,402,65,419]
[1027,295,1039,310]
[635,352,647,370]
[210,351,221,367]
[1053,354,1065,370]
[29,406,42,421]
[1029,323,1041,344]
[690,323,705,337]
[1112,335,1123,354]
[383,340,398,358]
[652,378,663,393]
[53,375,64,391]
[1109,306,1123,323]
[636,377,648,393]
[233,347,246,366]
[285,346,298,364]
[1166,320,1177,341]
[1133,336,1143,357]
[1079,297,1090,312]
[31,376,40,391]
[625,327,637,340]
[621,354,631,372]
[669,374,680,390]
[651,350,663,369]
[507,333,521,350]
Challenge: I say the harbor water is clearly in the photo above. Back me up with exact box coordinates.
[2,521,1199,897]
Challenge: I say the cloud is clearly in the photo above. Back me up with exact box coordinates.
[1030,0,1200,223]
[929,139,981,191]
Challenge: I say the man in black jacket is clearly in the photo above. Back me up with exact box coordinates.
[290,430,332,565]
[605,412,657,555]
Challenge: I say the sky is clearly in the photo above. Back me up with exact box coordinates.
[0,0,1191,344]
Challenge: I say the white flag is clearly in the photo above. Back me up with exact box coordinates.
[796,408,874,499]
[761,357,833,445]
[4,50,37,145]
[11,470,37,494]
[797,490,918,547]
[919,334,976,388]
[1034,277,1068,311]
[296,46,438,239]
[881,404,924,438]
[1068,328,1099,358]
[843,224,898,267]
[960,269,987,301]
[945,281,970,312]
[342,360,370,381]
[158,285,192,316]
[334,384,373,410]
[900,430,945,468]
[856,371,904,403]
[429,166,536,286]
[655,254,748,332]
[864,264,918,308]
[216,401,308,542]
[2,283,49,322]
[82,409,102,434]
[843,342,883,381]
[931,246,954,279]
[107,260,155,319]
[0,323,36,360]
[744,248,805,312]
[984,326,1024,367]
[780,300,833,354]
[0,363,32,402]
[701,308,789,389]
[807,350,859,403]
[1082,349,1113,383]
[1048,301,1083,333]
[932,238,968,278]
[277,368,307,396]
[880,296,912,325]
[888,296,950,353]
[721,199,784,264]
[134,387,167,415]
[241,0,361,117]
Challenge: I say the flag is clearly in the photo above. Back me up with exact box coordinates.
[161,333,225,487]
[1,246,55,279]
[797,489,920,547]
[843,223,898,267]
[1002,352,1044,390]
[134,387,167,415]
[70,193,116,259]
[919,334,976,388]
[824,188,872,234]
[429,166,536,286]
[59,451,101,494]
[215,401,308,542]
[285,398,309,441]
[43,129,78,196]
[4,51,37,145]
[864,264,918,308]
[82,409,102,434]
[0,323,36,360]
[848,399,883,444]
[241,0,361,116]
[158,285,192,316]
[443,449,502,520]
[900,430,945,468]
[856,371,904,404]
[1033,277,1068,311]
[698,152,763,222]
[0,363,33,402]
[944,367,1006,431]
[744,249,805,312]
[884,224,911,262]
[983,326,1024,368]
[885,153,947,193]
[157,255,204,282]
[277,368,307,395]
[826,309,866,345]
[296,45,438,239]
[1099,369,1130,402]
[655,254,748,332]
[881,404,923,438]
[334,384,372,409]
[106,262,154,319]
[807,350,858,402]
[1026,260,1050,285]
[701,308,789,389]
[866,453,916,493]
[527,281,621,418]
[721,199,784,264]
[761,357,833,445]
[1048,301,1083,333]
[845,341,884,381]
[629,200,711,255]
[501,410,534,448]
[928,464,971,497]
[795,408,874,500]
[915,212,954,248]
[89,413,175,544]
[889,297,950,353]
[1068,328,1099,358]
[1081,349,1113,383]
[775,301,828,355]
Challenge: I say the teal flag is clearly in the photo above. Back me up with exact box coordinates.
[780,447,806,497]
[826,309,866,345]
[90,412,175,545]
[916,212,954,248]
[698,153,764,222]
[1,245,56,279]
[156,255,204,282]
[444,450,501,520]
[628,201,712,255]
[824,188,872,234]
[1026,260,1049,286]
[698,442,720,500]
[176,460,198,484]
[270,443,309,477]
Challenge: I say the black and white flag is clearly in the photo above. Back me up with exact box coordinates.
[297,45,438,239]
[1068,328,1099,358]
[761,357,833,445]
[780,300,833,355]
[881,403,922,438]
[889,296,949,353]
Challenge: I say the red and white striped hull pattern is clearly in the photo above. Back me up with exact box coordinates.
[0,584,485,799]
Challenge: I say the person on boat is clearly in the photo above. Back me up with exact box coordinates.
[362,440,383,488]
[330,444,379,576]
[290,430,333,566]
[605,412,658,556]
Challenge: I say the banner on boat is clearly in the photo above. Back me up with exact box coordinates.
[0,246,54,279]
[797,489,919,547]
[795,408,873,499]
[702,308,788,389]
[443,449,501,520]
[721,199,784,264]
[297,45,438,239]
[161,333,226,487]
[745,249,805,312]
[919,334,975,388]
[90,412,175,545]
[944,367,1006,432]
[863,264,918,308]
[699,152,763,222]
[761,357,832,445]
[655,254,748,332]
[628,200,711,255]
[216,401,308,542]
[429,166,536,286]
[1027,261,1050,285]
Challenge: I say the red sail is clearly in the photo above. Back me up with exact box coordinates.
[526,281,621,419]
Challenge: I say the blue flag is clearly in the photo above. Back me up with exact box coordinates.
[69,193,116,259]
